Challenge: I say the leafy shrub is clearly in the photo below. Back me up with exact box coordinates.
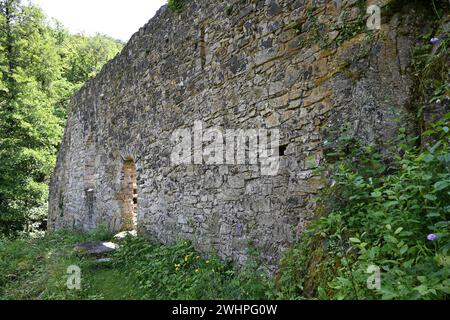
[168,0,184,13]
[277,113,450,300]
[276,8,449,300]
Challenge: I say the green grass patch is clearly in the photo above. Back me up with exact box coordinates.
[0,229,272,300]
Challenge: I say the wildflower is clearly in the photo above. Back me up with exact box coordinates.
[196,255,200,260]
[236,223,243,231]
[206,260,210,264]
[268,256,274,262]
[430,37,440,44]
[427,234,437,241]
[195,268,200,273]
[184,255,190,262]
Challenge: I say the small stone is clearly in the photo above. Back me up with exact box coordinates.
[265,112,280,128]
[113,230,137,240]
[96,258,113,264]
[267,1,282,17]
[74,241,118,256]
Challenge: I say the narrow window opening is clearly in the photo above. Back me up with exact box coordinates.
[119,158,138,231]
[279,144,288,156]
[84,135,96,227]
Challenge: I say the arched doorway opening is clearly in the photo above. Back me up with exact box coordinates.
[118,158,138,231]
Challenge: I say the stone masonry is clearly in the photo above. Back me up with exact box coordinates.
[49,0,431,265]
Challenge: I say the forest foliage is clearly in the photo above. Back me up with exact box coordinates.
[0,0,123,235]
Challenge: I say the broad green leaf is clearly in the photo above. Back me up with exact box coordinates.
[434,180,450,191]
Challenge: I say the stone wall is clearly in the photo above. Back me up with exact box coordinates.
[49,0,430,265]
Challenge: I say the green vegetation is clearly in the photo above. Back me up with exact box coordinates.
[276,27,450,299]
[0,230,272,300]
[168,0,184,13]
[0,0,448,302]
[0,228,112,299]
[0,0,123,235]
[412,23,449,130]
[1,102,449,300]
[296,2,370,49]
[112,237,272,299]
[298,8,328,48]
[276,115,450,299]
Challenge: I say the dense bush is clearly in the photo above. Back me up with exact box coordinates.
[276,114,450,299]
[167,0,184,13]
[275,10,449,300]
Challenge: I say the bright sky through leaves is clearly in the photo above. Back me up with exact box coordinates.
[30,0,167,41]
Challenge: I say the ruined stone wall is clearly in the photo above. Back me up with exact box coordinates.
[49,0,430,264]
